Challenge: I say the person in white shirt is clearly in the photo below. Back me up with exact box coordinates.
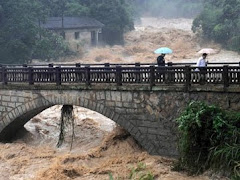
[196,53,208,83]
[196,53,208,68]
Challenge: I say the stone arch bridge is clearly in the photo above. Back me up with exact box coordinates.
[0,63,240,157]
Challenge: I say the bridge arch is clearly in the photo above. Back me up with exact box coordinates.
[2,88,237,157]
[0,90,160,155]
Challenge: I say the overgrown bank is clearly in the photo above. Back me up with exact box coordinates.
[175,101,240,179]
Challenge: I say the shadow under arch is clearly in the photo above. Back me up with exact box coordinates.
[0,95,157,154]
[0,98,53,141]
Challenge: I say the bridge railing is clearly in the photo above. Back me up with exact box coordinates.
[1,62,240,68]
[0,64,240,89]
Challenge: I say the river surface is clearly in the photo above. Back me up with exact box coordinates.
[1,17,237,180]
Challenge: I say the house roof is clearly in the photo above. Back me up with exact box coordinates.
[40,17,104,30]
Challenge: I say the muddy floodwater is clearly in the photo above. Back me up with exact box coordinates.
[0,106,213,180]
[1,17,237,180]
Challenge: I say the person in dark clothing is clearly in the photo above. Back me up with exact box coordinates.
[157,53,165,66]
[156,53,166,82]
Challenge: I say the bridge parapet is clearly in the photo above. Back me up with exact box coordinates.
[0,63,240,90]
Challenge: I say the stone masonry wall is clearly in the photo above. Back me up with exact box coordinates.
[0,89,240,157]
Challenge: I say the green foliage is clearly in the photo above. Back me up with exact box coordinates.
[129,162,154,180]
[0,0,40,64]
[33,30,70,61]
[0,0,70,64]
[175,101,240,179]
[0,0,135,64]
[65,2,90,16]
[87,0,134,45]
[108,172,114,180]
[192,0,240,52]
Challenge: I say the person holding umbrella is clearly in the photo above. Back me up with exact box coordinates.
[196,48,215,69]
[196,53,208,70]
[154,47,173,66]
[157,53,165,66]
[196,48,215,84]
[154,47,173,82]
[196,48,216,70]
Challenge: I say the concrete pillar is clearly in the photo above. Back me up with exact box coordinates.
[95,30,99,46]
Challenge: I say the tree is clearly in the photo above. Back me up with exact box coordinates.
[88,0,134,45]
[0,0,40,64]
[0,0,69,64]
[192,0,240,52]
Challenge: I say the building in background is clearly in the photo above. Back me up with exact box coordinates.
[40,17,104,51]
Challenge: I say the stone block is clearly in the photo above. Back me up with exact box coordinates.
[63,95,68,105]
[122,102,133,108]
[6,107,13,111]
[139,127,148,134]
[112,113,120,122]
[91,101,97,111]
[15,103,22,107]
[121,92,133,102]
[23,92,33,98]
[2,101,8,106]
[99,104,104,114]
[25,102,30,111]
[134,131,141,140]
[146,144,155,154]
[146,105,154,115]
[102,107,108,116]
[7,112,14,121]
[125,108,133,114]
[105,109,112,118]
[79,97,84,107]
[89,91,96,101]
[17,97,25,103]
[83,99,89,108]
[10,96,17,102]
[115,102,123,107]
[13,108,20,117]
[117,117,124,126]
[0,106,6,112]
[7,102,16,108]
[141,139,148,147]
[111,91,121,101]
[106,101,115,107]
[114,107,125,114]
[2,96,10,102]
[129,119,140,126]
[108,110,114,120]
[96,91,105,100]
[88,100,93,109]
[148,128,160,135]
[128,124,134,133]
[105,91,111,101]
[49,95,55,104]
[139,121,159,128]
[21,105,27,113]
[130,127,138,136]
